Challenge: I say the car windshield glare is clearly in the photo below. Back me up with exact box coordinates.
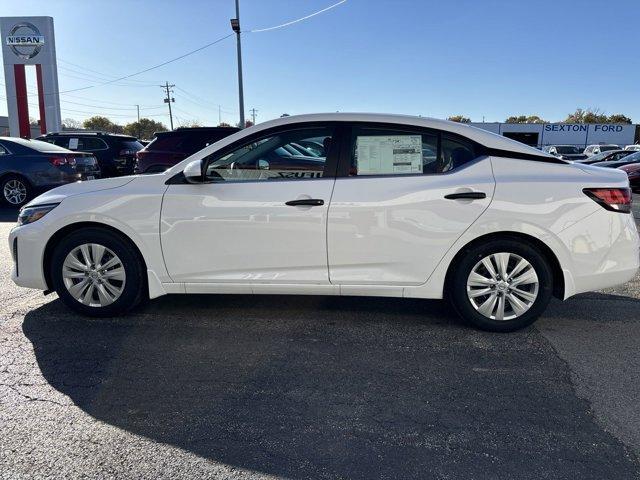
[556,146,581,154]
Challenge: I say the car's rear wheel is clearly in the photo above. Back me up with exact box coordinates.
[1,175,31,207]
[50,228,146,317]
[449,239,553,332]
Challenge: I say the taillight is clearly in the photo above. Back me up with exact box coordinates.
[583,188,632,213]
[48,155,76,167]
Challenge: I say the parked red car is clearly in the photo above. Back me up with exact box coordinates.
[619,163,640,193]
[134,127,239,174]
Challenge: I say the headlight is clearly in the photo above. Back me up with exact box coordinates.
[17,203,59,226]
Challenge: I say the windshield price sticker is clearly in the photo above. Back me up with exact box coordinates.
[356,135,422,175]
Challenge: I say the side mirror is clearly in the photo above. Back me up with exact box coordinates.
[257,159,270,170]
[183,159,203,183]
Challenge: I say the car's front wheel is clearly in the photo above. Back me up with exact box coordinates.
[50,228,146,317]
[449,239,553,332]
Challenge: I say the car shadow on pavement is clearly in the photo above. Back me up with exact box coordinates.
[21,294,640,480]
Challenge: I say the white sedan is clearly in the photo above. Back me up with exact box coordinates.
[9,114,639,331]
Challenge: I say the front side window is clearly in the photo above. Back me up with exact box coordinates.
[204,127,333,182]
[349,126,477,176]
[0,143,9,155]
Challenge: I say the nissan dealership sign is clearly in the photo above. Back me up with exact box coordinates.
[0,16,61,137]
[6,22,45,59]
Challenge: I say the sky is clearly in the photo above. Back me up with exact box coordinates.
[1,0,638,128]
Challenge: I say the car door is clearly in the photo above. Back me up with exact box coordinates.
[160,124,341,285]
[327,123,495,286]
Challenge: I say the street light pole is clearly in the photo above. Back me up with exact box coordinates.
[231,0,245,128]
[135,104,140,138]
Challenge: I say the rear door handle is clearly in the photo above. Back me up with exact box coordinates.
[444,192,486,200]
[285,199,324,207]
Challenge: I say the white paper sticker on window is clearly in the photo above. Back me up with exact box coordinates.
[68,138,79,150]
[356,135,422,175]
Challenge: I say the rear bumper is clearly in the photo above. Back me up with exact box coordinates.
[559,209,639,298]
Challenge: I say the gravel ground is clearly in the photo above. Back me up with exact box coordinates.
[1,197,639,479]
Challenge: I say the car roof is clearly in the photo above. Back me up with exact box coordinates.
[244,113,555,157]
[42,131,138,140]
[154,126,239,137]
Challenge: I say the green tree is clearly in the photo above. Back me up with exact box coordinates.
[505,115,546,124]
[447,115,471,123]
[178,120,202,128]
[563,108,607,124]
[123,118,167,139]
[62,118,82,129]
[83,116,122,133]
[607,114,632,124]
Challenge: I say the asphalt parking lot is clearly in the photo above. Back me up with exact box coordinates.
[1,197,640,480]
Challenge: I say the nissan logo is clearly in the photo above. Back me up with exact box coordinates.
[6,22,45,59]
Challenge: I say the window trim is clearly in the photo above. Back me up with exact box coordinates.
[191,122,346,185]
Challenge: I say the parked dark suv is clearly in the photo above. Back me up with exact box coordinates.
[134,126,239,174]
[37,132,144,177]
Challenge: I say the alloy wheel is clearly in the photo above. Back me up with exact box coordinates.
[466,252,539,321]
[3,179,27,205]
[62,243,126,307]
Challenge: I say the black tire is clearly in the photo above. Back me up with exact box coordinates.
[448,238,553,332]
[50,228,146,317]
[1,174,32,207]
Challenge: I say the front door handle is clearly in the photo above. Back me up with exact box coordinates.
[444,192,486,200]
[285,198,324,207]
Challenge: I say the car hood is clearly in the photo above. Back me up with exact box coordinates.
[25,176,136,207]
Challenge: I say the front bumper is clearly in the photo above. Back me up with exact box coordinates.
[9,222,49,291]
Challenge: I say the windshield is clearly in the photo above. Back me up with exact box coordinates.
[622,151,640,163]
[556,146,581,154]
[3,137,70,153]
[600,145,619,152]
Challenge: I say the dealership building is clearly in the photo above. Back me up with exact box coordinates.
[470,122,640,149]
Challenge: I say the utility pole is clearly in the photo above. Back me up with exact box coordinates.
[135,104,141,138]
[249,108,257,125]
[218,105,221,125]
[230,1,245,128]
[161,81,176,130]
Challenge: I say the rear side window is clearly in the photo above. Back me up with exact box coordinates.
[349,126,479,176]
[76,137,108,151]
[441,135,477,172]
[42,136,69,148]
[147,131,234,154]
[146,135,185,152]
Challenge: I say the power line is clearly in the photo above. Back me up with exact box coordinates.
[249,0,347,32]
[1,33,234,98]
[58,58,162,84]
